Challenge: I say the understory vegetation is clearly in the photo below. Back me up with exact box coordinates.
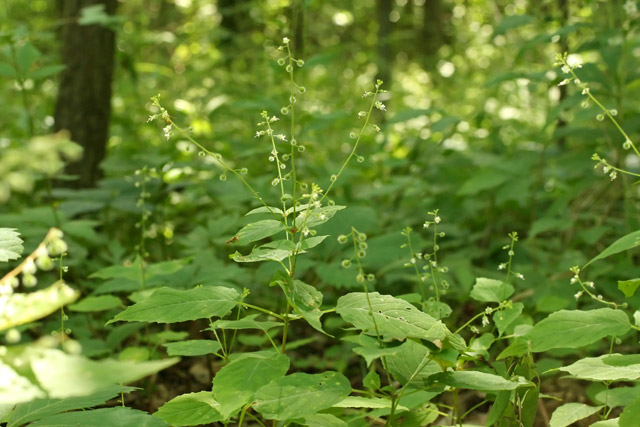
[2,1,640,426]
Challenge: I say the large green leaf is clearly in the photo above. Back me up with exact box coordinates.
[346,334,404,367]
[524,309,630,353]
[212,351,289,419]
[385,340,441,387]
[163,340,222,357]
[7,385,134,427]
[549,403,602,427]
[154,391,222,426]
[277,276,326,334]
[336,292,449,342]
[231,220,285,245]
[30,348,178,398]
[618,278,640,298]
[108,286,239,324]
[294,205,345,229]
[0,281,80,331]
[0,228,23,262]
[230,239,295,263]
[429,371,531,391]
[28,407,168,427]
[584,230,640,268]
[620,398,640,427]
[15,42,41,75]
[253,371,351,420]
[560,354,640,381]
[470,277,514,303]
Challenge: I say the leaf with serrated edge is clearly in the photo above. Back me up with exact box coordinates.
[108,286,239,324]
[336,292,449,342]
[213,351,289,419]
[0,228,23,262]
[524,308,630,352]
[154,391,222,426]
[549,403,602,427]
[253,371,350,420]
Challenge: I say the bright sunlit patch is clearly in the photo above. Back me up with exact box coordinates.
[332,11,353,26]
[437,60,455,78]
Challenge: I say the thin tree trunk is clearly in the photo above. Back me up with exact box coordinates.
[54,0,117,188]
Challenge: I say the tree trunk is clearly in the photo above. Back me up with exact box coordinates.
[54,0,117,188]
[376,0,393,90]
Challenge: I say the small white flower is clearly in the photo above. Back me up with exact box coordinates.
[561,65,571,74]
[558,78,571,86]
[516,273,525,280]
[624,0,637,15]
[570,277,578,284]
[481,316,490,327]
[498,263,506,270]
[574,291,583,299]
[434,216,441,224]
[357,111,366,118]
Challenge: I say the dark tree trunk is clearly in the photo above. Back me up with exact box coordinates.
[421,0,447,66]
[54,0,117,188]
[376,0,393,90]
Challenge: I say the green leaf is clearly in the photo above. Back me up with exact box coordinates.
[349,334,402,366]
[0,281,80,331]
[333,396,407,410]
[69,295,122,312]
[336,292,449,342]
[231,220,285,245]
[30,349,178,398]
[212,351,289,419]
[210,314,282,331]
[429,371,531,391]
[595,386,640,408]
[521,386,539,427]
[0,360,45,404]
[29,64,66,79]
[303,414,348,427]
[7,386,134,427]
[385,340,441,387]
[618,279,640,298]
[253,371,351,420]
[620,397,640,427]
[559,354,640,381]
[153,391,222,426]
[470,277,514,303]
[588,419,619,427]
[245,206,283,216]
[294,205,346,229]
[493,303,524,336]
[163,340,221,357]
[29,407,168,427]
[524,308,630,353]
[584,230,640,268]
[457,170,510,196]
[286,279,326,334]
[0,61,16,78]
[230,240,296,263]
[549,403,602,427]
[0,228,23,262]
[15,42,41,76]
[108,286,239,324]
[486,390,511,426]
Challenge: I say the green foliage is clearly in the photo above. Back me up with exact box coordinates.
[5,1,640,425]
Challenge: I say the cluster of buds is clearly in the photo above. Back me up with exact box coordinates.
[338,227,375,284]
[0,228,67,297]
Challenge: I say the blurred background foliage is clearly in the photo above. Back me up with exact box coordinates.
[1,0,640,384]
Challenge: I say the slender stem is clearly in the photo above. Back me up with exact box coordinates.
[319,84,381,204]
